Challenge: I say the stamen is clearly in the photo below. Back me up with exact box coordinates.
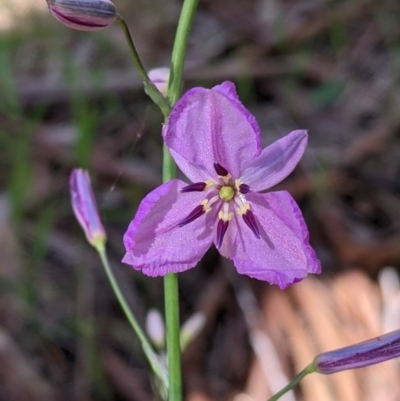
[181,182,207,192]
[234,196,250,215]
[242,210,261,239]
[216,219,229,248]
[239,183,251,194]
[204,195,220,211]
[178,205,205,227]
[218,205,233,222]
[213,162,229,177]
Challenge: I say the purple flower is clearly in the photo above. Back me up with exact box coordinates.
[70,169,107,247]
[314,329,400,374]
[122,81,321,288]
[47,0,117,31]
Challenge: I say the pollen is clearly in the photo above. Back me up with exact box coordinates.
[219,186,235,202]
[218,210,233,222]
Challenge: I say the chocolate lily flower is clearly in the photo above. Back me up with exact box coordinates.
[123,81,321,288]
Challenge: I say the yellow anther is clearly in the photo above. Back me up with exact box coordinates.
[234,179,242,191]
[220,173,232,185]
[205,180,215,190]
[218,210,233,222]
[236,202,250,216]
[200,199,211,213]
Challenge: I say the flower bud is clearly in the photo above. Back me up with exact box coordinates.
[313,329,400,374]
[147,67,170,97]
[146,308,165,349]
[70,169,107,248]
[47,0,117,31]
[180,312,205,350]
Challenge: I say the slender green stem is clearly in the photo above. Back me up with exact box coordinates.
[164,274,182,401]
[163,145,177,182]
[266,363,316,401]
[116,14,148,80]
[116,14,171,117]
[167,0,200,105]
[162,1,200,400]
[96,244,168,388]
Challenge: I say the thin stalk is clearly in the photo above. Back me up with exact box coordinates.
[163,273,181,401]
[96,244,168,388]
[266,363,316,401]
[163,0,200,400]
[167,0,200,106]
[116,14,171,117]
[116,14,148,80]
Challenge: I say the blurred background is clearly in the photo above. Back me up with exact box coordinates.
[0,0,400,400]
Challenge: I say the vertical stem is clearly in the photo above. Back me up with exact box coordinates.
[164,273,182,401]
[163,0,200,400]
[167,0,200,106]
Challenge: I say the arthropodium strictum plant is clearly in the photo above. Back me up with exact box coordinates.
[55,2,400,401]
[60,1,400,399]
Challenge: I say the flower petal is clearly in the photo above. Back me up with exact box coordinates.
[240,130,308,191]
[122,179,214,276]
[219,191,321,288]
[162,81,262,181]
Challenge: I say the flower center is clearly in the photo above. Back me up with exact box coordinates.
[219,186,234,202]
[178,162,261,248]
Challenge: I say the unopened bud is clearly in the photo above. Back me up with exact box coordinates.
[313,329,400,374]
[180,312,205,350]
[70,169,107,249]
[47,0,117,31]
[146,308,165,349]
[147,67,170,97]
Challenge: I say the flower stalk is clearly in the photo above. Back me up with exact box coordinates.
[116,15,171,117]
[266,363,316,401]
[69,169,167,388]
[96,244,168,389]
[167,0,200,106]
[162,1,200,400]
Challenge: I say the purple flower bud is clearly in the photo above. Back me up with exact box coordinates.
[70,169,107,248]
[314,329,400,374]
[146,309,165,349]
[47,0,117,31]
[180,312,205,350]
[147,68,170,97]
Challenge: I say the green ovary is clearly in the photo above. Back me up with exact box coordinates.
[219,186,234,202]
